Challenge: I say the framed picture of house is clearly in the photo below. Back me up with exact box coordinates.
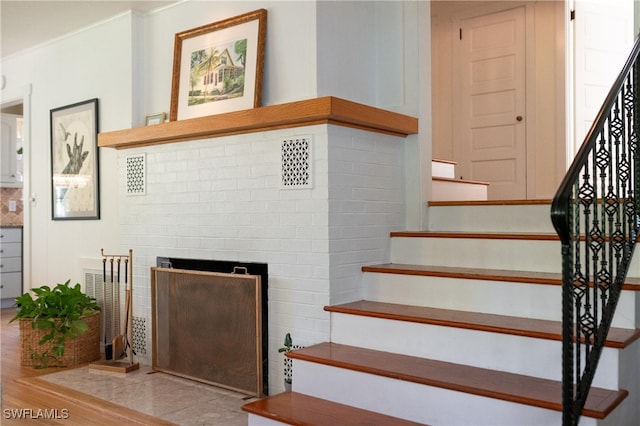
[50,98,100,220]
[169,9,267,121]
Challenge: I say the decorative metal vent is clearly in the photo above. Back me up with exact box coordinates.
[83,270,112,349]
[125,154,146,195]
[281,136,313,189]
[83,270,101,300]
[132,316,147,356]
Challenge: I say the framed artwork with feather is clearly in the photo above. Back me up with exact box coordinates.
[50,98,100,220]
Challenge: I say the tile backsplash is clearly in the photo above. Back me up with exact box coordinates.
[0,187,23,226]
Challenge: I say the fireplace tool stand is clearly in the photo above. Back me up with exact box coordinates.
[89,248,140,373]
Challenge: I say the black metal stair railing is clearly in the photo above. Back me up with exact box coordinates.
[551,36,640,426]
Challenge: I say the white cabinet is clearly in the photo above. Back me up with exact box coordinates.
[1,113,23,187]
[1,227,23,301]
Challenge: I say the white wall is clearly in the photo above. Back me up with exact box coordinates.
[315,0,425,229]
[327,126,405,304]
[140,0,420,118]
[316,1,377,105]
[1,0,420,394]
[316,1,420,115]
[141,1,319,126]
[0,1,335,287]
[1,13,134,288]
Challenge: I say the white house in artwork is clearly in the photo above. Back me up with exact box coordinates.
[192,48,244,98]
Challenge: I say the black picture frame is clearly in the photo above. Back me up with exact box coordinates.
[50,98,100,220]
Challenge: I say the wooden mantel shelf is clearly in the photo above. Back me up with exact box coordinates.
[98,96,419,149]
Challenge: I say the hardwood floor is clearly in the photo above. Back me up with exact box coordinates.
[0,307,166,425]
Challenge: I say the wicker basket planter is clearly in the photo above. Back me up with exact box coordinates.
[20,312,101,367]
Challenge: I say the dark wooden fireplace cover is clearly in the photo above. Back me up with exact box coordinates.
[151,267,263,396]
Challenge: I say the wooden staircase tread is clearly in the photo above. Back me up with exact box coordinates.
[325,300,640,348]
[242,392,426,426]
[389,230,640,246]
[428,199,552,207]
[361,263,640,291]
[288,342,628,420]
[390,230,560,240]
[432,176,490,186]
[432,158,457,165]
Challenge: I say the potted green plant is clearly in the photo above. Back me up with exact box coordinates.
[10,280,101,368]
[278,333,303,391]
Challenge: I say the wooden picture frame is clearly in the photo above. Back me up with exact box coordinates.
[145,112,166,126]
[50,98,100,220]
[169,9,267,121]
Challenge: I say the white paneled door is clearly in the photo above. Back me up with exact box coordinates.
[454,6,526,200]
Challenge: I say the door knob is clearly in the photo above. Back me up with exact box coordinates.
[516,116,523,121]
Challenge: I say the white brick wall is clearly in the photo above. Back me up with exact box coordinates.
[328,126,405,304]
[118,124,405,393]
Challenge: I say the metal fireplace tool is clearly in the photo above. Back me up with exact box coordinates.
[89,248,139,373]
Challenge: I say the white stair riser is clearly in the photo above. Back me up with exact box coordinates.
[247,414,287,426]
[328,313,622,389]
[612,340,640,424]
[598,396,639,426]
[429,204,555,233]
[292,360,569,426]
[432,161,456,179]
[391,237,562,272]
[363,272,640,329]
[432,179,488,201]
[391,236,640,277]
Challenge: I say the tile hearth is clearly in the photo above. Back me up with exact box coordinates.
[29,365,255,425]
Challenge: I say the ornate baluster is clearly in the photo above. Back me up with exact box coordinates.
[552,36,640,425]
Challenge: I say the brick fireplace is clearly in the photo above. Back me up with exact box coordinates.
[107,98,414,394]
